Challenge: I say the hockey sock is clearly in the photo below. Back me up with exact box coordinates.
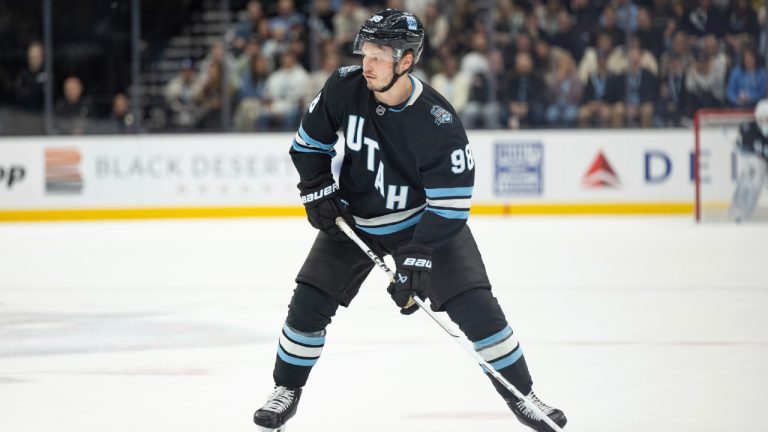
[474,325,533,398]
[444,288,533,397]
[273,283,340,388]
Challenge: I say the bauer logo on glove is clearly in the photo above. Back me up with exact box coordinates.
[387,244,433,315]
[300,183,339,204]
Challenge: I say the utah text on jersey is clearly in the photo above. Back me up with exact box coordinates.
[290,66,475,247]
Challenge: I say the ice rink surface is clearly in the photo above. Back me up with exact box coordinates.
[1,216,766,432]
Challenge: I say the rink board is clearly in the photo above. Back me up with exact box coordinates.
[0,130,700,221]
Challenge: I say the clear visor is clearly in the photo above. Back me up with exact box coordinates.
[352,34,404,62]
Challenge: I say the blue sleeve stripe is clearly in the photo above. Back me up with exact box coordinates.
[355,212,424,235]
[425,187,474,198]
[277,345,319,366]
[298,124,336,150]
[292,139,336,157]
[426,207,470,220]
[473,326,513,350]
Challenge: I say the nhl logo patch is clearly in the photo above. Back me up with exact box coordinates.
[431,105,452,125]
[376,105,386,116]
[337,65,361,77]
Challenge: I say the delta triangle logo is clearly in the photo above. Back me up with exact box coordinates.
[582,151,620,188]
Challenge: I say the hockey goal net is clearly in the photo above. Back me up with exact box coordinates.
[695,108,768,222]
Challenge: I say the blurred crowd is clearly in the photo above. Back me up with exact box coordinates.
[4,0,768,134]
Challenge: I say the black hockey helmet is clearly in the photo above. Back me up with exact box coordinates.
[353,9,424,66]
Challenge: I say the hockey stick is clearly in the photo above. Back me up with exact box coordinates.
[335,217,564,432]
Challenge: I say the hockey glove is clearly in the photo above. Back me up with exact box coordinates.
[387,244,433,315]
[298,174,354,240]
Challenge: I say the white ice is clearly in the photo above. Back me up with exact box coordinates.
[0,216,766,432]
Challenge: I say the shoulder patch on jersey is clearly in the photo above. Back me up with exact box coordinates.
[430,105,453,125]
[337,65,361,78]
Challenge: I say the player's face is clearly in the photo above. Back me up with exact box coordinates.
[361,43,396,92]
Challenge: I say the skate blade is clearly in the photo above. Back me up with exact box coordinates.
[257,426,286,432]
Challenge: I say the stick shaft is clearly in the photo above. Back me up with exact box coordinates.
[334,218,563,432]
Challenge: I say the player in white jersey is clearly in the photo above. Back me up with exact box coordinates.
[730,99,768,221]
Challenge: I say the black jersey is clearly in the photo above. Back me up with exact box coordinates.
[737,122,768,160]
[290,66,474,248]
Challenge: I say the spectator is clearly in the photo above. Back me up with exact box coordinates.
[13,41,46,134]
[305,52,341,109]
[198,41,237,85]
[610,47,658,127]
[544,52,583,126]
[424,2,450,52]
[661,17,679,53]
[234,55,270,131]
[685,51,725,113]
[533,38,567,80]
[234,37,265,82]
[501,51,545,128]
[652,0,684,26]
[579,54,614,127]
[613,0,639,33]
[307,0,335,43]
[597,6,625,47]
[14,41,45,113]
[165,59,199,131]
[569,0,601,44]
[430,56,472,116]
[612,36,659,76]
[263,24,292,66]
[460,32,499,129]
[655,55,689,126]
[462,72,500,129]
[505,31,534,70]
[194,60,235,131]
[701,34,728,85]
[522,10,543,41]
[680,0,726,38]
[579,32,623,82]
[54,76,91,135]
[492,0,525,49]
[536,0,563,38]
[549,10,585,62]
[726,50,767,108]
[333,0,370,60]
[635,7,664,61]
[106,93,138,134]
[660,31,692,77]
[259,51,308,131]
[460,31,491,77]
[231,0,265,55]
[270,0,305,34]
[726,0,759,50]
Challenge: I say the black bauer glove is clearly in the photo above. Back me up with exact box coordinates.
[298,174,354,240]
[387,244,433,315]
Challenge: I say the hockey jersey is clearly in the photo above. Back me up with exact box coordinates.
[737,121,768,160]
[290,66,474,248]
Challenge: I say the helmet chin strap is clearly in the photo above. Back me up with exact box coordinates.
[378,61,407,94]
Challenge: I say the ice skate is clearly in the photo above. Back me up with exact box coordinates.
[253,386,302,432]
[507,390,567,432]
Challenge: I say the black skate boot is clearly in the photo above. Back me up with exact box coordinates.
[253,386,302,432]
[507,390,567,431]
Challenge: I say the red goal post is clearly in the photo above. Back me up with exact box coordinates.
[694,108,754,222]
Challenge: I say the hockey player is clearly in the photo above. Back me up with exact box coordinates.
[729,99,768,221]
[253,9,567,432]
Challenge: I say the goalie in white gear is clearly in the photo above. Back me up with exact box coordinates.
[729,99,768,221]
